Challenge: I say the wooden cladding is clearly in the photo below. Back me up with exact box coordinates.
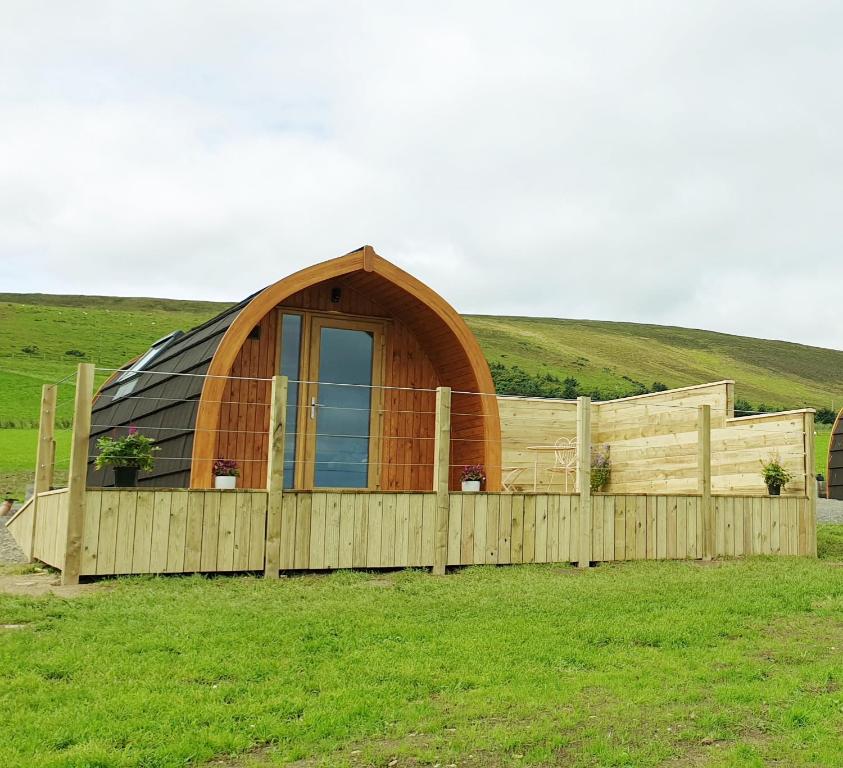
[52,489,816,577]
[7,490,70,569]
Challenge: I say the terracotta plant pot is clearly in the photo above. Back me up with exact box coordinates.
[113,466,139,487]
[215,475,237,490]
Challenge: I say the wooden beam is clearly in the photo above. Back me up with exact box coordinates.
[576,396,592,568]
[804,410,817,556]
[698,404,713,560]
[62,363,94,586]
[29,384,58,561]
[432,386,451,575]
[264,375,288,577]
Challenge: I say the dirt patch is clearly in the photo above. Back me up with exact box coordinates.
[0,569,106,598]
[205,745,276,767]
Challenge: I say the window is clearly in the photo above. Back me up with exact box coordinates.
[112,331,182,400]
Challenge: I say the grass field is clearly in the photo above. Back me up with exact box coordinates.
[0,528,841,768]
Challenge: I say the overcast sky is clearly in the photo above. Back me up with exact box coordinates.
[1,2,841,350]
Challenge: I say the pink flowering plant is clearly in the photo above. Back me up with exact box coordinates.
[213,459,240,478]
[95,426,159,471]
[460,464,485,483]
[590,445,611,493]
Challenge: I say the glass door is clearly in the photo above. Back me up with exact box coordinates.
[303,317,384,489]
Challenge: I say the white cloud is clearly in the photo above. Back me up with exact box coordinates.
[1,1,841,350]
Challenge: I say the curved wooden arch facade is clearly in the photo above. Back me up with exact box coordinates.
[191,246,501,491]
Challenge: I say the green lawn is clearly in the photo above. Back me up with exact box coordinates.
[1,529,842,768]
[816,425,832,476]
[0,429,71,501]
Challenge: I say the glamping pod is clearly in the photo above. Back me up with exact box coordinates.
[829,409,843,499]
[88,246,501,492]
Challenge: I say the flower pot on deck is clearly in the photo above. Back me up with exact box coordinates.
[766,484,781,496]
[215,475,237,490]
[113,466,139,487]
[461,480,481,493]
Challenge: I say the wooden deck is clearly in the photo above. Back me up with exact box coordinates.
[8,489,817,577]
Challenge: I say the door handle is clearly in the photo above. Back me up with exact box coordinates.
[310,396,318,419]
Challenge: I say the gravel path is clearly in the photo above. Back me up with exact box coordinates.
[0,517,27,565]
[818,498,843,524]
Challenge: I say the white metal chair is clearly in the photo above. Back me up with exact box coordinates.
[501,466,526,493]
[544,437,577,492]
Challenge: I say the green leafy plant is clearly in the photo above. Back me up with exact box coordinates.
[760,455,792,492]
[95,427,159,471]
[590,445,611,493]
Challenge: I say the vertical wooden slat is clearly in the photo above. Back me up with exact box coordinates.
[624,495,636,561]
[62,363,94,585]
[761,497,772,555]
[789,497,799,555]
[698,405,713,560]
[646,496,657,559]
[114,490,138,574]
[353,494,370,568]
[310,492,327,569]
[522,494,536,563]
[339,494,355,569]
[666,496,677,559]
[498,494,512,564]
[394,493,410,567]
[534,495,549,563]
[675,496,687,559]
[216,491,237,571]
[366,493,383,566]
[486,494,500,564]
[602,495,615,562]
[233,492,252,570]
[264,375,288,578]
[432,387,451,575]
[166,490,189,573]
[732,497,744,556]
[752,496,763,554]
[447,493,462,565]
[804,410,817,556]
[131,491,155,573]
[770,498,781,554]
[149,491,171,573]
[31,384,58,562]
[592,494,604,563]
[510,495,524,564]
[611,495,623,562]
[547,495,560,562]
[324,493,341,569]
[380,493,397,567]
[279,491,297,569]
[576,397,592,567]
[460,494,475,564]
[473,494,488,565]
[408,493,424,566]
[80,490,102,575]
[294,494,312,569]
[421,494,435,565]
[687,496,698,559]
[184,491,206,572]
[200,492,220,571]
[656,496,667,560]
[249,492,267,570]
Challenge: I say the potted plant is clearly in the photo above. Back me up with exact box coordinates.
[760,455,792,496]
[460,465,485,492]
[213,459,240,490]
[590,445,611,493]
[95,427,159,487]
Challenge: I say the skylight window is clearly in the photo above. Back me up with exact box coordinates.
[112,331,181,400]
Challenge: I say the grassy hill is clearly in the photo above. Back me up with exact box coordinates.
[1,293,839,497]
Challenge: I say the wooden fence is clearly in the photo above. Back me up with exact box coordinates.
[9,489,814,577]
[7,489,69,570]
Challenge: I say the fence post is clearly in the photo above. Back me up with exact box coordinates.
[29,384,58,560]
[804,410,817,556]
[264,375,288,578]
[432,386,452,575]
[62,363,94,586]
[576,396,592,568]
[698,404,713,560]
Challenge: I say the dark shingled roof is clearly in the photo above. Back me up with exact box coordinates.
[87,293,258,488]
[830,410,843,500]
